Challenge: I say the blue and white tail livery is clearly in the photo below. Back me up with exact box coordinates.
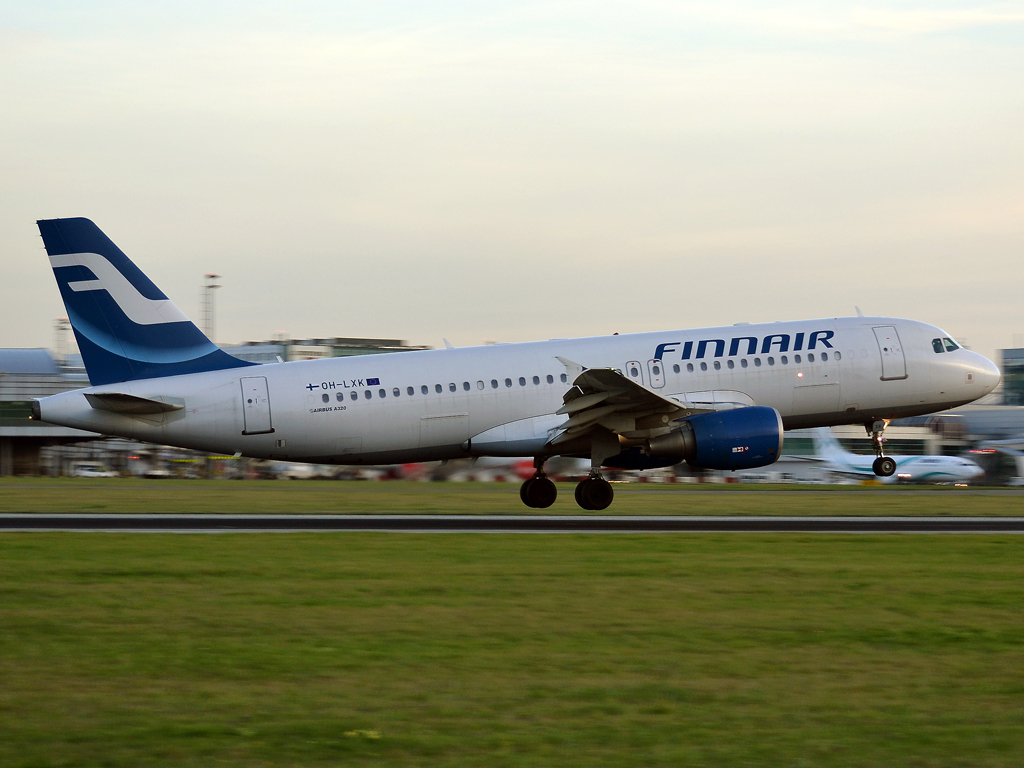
[33,217,1001,508]
[38,218,252,385]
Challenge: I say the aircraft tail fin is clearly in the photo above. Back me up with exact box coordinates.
[811,427,852,460]
[37,217,254,386]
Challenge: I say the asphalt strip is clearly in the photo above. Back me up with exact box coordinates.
[1,515,1023,533]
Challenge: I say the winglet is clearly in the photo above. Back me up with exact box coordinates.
[855,306,865,317]
[555,356,587,379]
[443,338,454,350]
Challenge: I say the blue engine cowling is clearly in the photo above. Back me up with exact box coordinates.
[643,406,784,471]
[687,406,783,470]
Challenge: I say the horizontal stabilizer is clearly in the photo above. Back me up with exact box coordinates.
[84,392,185,415]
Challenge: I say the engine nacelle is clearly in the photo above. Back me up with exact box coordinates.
[646,406,783,471]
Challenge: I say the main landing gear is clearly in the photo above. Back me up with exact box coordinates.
[518,458,615,511]
[520,457,557,509]
[868,419,896,477]
[575,473,614,511]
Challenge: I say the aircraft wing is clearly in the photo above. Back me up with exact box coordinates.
[549,367,717,447]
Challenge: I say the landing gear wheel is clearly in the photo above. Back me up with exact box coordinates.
[575,477,614,511]
[520,477,556,508]
[520,478,536,506]
[529,477,557,508]
[873,456,897,477]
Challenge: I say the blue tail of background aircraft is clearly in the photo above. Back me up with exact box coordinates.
[38,217,254,386]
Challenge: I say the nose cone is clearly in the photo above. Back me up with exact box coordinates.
[975,354,1001,395]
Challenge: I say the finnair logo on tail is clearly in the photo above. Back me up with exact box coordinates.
[49,253,189,326]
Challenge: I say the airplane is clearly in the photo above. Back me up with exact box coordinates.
[807,427,984,484]
[30,218,1001,509]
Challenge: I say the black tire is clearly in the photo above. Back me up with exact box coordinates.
[574,481,590,510]
[877,456,897,477]
[582,478,614,510]
[527,477,557,508]
[520,478,536,507]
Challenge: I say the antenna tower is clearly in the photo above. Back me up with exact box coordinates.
[201,272,221,342]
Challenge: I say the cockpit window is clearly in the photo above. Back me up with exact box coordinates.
[932,338,944,354]
[943,337,959,352]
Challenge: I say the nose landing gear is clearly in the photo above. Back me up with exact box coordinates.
[520,457,557,508]
[867,420,896,477]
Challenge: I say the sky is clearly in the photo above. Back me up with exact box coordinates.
[1,1,1022,361]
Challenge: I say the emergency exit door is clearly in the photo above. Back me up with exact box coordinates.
[647,359,666,388]
[241,376,275,434]
[873,326,907,381]
[625,361,644,386]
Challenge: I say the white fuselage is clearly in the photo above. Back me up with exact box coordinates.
[821,453,984,484]
[37,316,999,465]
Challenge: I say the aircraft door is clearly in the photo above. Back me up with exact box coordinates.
[647,359,665,389]
[625,361,644,386]
[872,326,907,381]
[241,376,275,434]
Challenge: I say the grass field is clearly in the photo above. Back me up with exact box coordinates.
[2,477,1024,516]
[1,530,1023,767]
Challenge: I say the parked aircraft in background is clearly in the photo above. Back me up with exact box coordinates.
[809,428,984,484]
[31,218,1000,508]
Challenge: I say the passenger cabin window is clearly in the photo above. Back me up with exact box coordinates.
[835,351,842,361]
[350,391,358,400]
[449,383,457,392]
[533,376,540,385]
[393,388,401,397]
[464,381,472,391]
[673,364,680,373]
[727,360,734,369]
[780,356,787,365]
[560,373,567,383]
[687,363,694,372]
[944,338,959,351]
[505,378,512,387]
[379,388,386,398]
[821,353,828,362]
[794,354,801,363]
[713,361,721,370]
[322,394,329,403]
[546,374,554,384]
[365,390,372,399]
[932,338,944,353]
[767,357,774,366]
[519,377,526,386]
[422,385,429,395]
[336,392,344,401]
[700,362,707,371]
[808,353,815,362]
[491,379,498,389]
[630,366,639,377]
[408,386,415,396]
[435,384,442,393]
[652,365,661,376]
[754,358,762,367]
[741,359,748,368]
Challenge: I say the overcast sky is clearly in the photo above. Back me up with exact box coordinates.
[2,1,1022,360]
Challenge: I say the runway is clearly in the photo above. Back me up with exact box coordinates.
[2,514,1023,533]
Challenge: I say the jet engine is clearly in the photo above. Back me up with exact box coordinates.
[646,406,784,471]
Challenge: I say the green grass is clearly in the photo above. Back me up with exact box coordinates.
[1,477,1024,515]
[1,532,1023,766]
